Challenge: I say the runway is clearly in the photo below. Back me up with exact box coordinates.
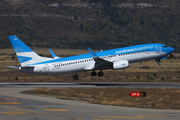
[0,82,180,88]
[0,83,180,120]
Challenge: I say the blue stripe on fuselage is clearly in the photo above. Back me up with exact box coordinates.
[29,43,166,66]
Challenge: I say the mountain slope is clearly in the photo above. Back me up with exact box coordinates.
[0,0,180,52]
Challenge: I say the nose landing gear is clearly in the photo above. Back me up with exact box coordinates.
[156,59,162,65]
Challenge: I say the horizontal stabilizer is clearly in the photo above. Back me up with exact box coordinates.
[6,66,20,69]
[6,66,34,69]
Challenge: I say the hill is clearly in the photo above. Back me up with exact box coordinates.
[0,0,180,52]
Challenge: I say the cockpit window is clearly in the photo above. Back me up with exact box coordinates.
[163,46,167,48]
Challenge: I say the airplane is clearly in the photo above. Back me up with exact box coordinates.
[7,35,174,77]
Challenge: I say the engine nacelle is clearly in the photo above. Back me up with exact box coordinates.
[113,60,129,70]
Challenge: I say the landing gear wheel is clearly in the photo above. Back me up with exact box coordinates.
[158,62,161,65]
[98,72,103,77]
[91,71,96,76]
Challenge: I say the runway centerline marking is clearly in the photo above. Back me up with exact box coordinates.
[0,102,21,104]
[0,105,81,120]
[100,115,169,118]
[94,119,111,120]
[1,112,28,114]
[44,109,69,111]
[139,115,169,118]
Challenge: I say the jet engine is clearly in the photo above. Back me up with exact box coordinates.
[113,60,129,70]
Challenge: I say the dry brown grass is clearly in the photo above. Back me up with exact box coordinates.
[0,68,180,82]
[22,87,180,109]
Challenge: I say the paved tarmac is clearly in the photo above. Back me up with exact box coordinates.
[0,82,180,88]
[0,83,180,120]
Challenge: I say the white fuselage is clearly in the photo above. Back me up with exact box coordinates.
[24,51,166,75]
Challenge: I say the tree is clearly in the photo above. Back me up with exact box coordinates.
[168,53,174,58]
[140,19,144,25]
[79,24,84,31]
[74,15,78,20]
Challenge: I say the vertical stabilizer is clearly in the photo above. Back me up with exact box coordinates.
[9,35,53,66]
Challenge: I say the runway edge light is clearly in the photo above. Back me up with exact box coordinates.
[129,92,146,97]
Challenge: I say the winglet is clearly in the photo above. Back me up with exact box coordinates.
[88,47,112,66]
[49,49,59,59]
[88,48,97,58]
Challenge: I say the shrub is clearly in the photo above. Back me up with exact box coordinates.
[136,75,139,79]
[15,77,18,80]
[153,73,157,77]
[73,74,79,80]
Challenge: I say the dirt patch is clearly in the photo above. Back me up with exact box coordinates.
[22,87,180,110]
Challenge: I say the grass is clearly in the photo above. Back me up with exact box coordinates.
[22,87,180,109]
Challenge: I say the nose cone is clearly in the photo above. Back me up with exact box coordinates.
[169,47,175,53]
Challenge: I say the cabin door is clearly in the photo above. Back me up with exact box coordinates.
[44,64,49,73]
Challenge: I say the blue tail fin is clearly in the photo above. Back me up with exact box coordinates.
[9,35,53,66]
[9,35,33,53]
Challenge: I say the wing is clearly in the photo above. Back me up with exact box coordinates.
[86,48,113,70]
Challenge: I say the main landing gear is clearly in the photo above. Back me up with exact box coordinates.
[91,70,103,77]
[98,71,103,77]
[91,71,96,76]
